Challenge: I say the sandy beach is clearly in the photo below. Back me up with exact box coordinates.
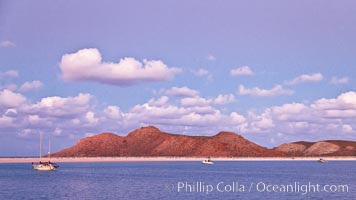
[0,156,355,163]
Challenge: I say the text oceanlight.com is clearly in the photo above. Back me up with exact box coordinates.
[174,181,349,195]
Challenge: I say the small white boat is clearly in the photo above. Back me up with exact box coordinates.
[318,158,327,163]
[32,133,59,171]
[33,161,59,171]
[202,157,214,165]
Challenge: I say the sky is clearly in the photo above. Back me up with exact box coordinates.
[0,0,356,156]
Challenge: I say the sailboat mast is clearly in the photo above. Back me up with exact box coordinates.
[48,140,51,160]
[40,132,42,160]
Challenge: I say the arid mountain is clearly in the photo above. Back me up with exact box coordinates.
[275,140,356,156]
[51,126,285,157]
[51,126,356,157]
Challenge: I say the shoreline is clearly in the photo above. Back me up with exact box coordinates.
[0,156,355,163]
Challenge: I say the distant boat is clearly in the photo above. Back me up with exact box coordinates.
[202,157,214,165]
[32,133,59,171]
[318,158,327,163]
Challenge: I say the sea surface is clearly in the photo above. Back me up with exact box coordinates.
[0,161,355,200]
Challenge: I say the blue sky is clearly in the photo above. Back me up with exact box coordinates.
[0,0,356,156]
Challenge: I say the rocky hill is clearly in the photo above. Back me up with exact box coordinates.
[51,126,285,157]
[274,140,356,156]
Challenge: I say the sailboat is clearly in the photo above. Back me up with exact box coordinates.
[32,133,59,171]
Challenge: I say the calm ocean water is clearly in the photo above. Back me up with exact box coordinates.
[0,161,355,200]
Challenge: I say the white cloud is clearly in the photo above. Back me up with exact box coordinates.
[162,92,236,108]
[147,96,170,107]
[311,91,356,118]
[239,85,294,97]
[0,41,16,47]
[230,112,246,124]
[194,68,209,76]
[241,91,356,138]
[255,117,275,130]
[19,80,43,92]
[85,111,99,125]
[0,70,19,79]
[59,48,181,86]
[128,97,226,128]
[285,73,323,85]
[230,66,254,76]
[312,91,356,110]
[330,76,349,85]
[180,97,211,107]
[26,93,93,117]
[4,108,17,117]
[213,94,236,105]
[0,89,26,108]
[206,55,216,61]
[271,103,308,121]
[164,86,199,97]
[342,124,353,133]
[104,106,123,120]
[26,114,48,126]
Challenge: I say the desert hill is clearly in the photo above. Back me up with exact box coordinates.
[274,140,356,156]
[51,126,285,157]
[51,126,356,157]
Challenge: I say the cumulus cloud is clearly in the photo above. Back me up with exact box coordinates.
[285,73,323,85]
[311,91,356,118]
[59,48,181,86]
[128,97,228,128]
[180,97,211,107]
[0,89,26,108]
[241,91,356,140]
[0,92,100,139]
[312,91,356,110]
[213,94,236,105]
[85,111,99,126]
[104,106,123,120]
[330,76,349,85]
[147,96,170,107]
[180,94,236,107]
[26,93,93,117]
[230,66,254,76]
[163,86,199,97]
[0,41,16,47]
[19,80,43,92]
[0,70,19,79]
[230,112,246,124]
[239,85,294,97]
[25,114,52,127]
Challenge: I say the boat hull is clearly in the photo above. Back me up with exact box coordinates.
[33,164,58,171]
[201,161,214,165]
